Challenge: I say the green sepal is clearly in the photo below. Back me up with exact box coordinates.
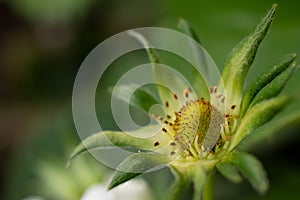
[112,84,159,112]
[129,31,187,113]
[178,18,200,43]
[229,151,269,194]
[108,152,169,189]
[229,96,291,151]
[240,54,296,117]
[240,110,300,150]
[250,64,295,107]
[221,4,277,111]
[216,162,242,183]
[69,125,169,163]
[129,30,210,114]
[177,18,210,100]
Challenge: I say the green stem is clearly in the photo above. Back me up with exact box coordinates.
[166,167,190,200]
[203,170,215,200]
[190,165,207,200]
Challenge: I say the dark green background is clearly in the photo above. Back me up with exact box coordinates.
[1,0,299,199]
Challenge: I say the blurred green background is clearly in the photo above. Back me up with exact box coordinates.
[1,0,300,199]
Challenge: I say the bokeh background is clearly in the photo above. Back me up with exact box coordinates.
[1,0,300,199]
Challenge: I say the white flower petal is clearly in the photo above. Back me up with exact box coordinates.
[81,179,153,200]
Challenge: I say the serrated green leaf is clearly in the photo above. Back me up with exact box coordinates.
[221,4,277,111]
[216,162,242,183]
[229,151,269,194]
[112,84,159,112]
[108,152,169,189]
[229,96,291,151]
[69,125,169,163]
[240,54,296,117]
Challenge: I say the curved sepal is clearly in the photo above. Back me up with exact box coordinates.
[129,31,188,114]
[69,125,169,163]
[221,4,277,111]
[177,18,210,100]
[129,29,211,114]
[229,96,291,151]
[240,54,296,117]
[229,151,269,194]
[250,64,295,107]
[108,152,169,189]
[240,110,300,150]
[216,162,242,183]
[178,18,200,43]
